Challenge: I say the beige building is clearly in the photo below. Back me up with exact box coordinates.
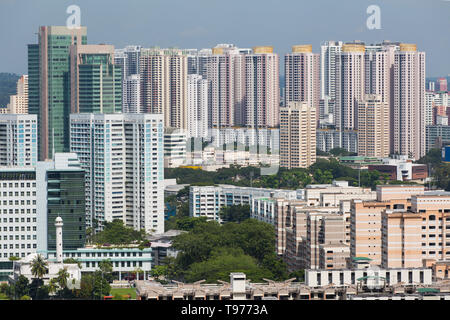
[392,44,426,160]
[280,101,316,169]
[357,94,390,157]
[335,43,365,133]
[319,243,351,269]
[7,75,28,114]
[140,48,188,129]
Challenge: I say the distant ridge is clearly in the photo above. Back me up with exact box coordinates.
[0,72,20,107]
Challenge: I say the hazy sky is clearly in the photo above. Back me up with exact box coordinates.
[0,0,449,76]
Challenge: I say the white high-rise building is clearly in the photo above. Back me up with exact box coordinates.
[114,49,129,111]
[187,74,208,138]
[70,113,165,234]
[115,46,142,113]
[320,41,343,100]
[0,114,37,167]
[126,74,141,113]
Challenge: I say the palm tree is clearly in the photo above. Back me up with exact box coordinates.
[31,254,48,280]
[48,278,58,296]
[56,267,69,290]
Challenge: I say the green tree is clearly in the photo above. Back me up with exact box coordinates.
[79,271,111,300]
[92,220,145,245]
[31,254,48,280]
[56,267,70,290]
[219,204,250,223]
[185,248,273,283]
[150,265,168,280]
[289,269,305,282]
[99,259,114,283]
[13,275,30,299]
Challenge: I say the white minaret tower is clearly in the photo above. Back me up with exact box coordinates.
[55,216,63,264]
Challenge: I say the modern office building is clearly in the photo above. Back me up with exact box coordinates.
[187,74,208,139]
[140,48,188,130]
[69,44,122,114]
[280,101,316,169]
[28,26,87,161]
[0,114,38,167]
[0,153,85,262]
[7,75,28,114]
[357,94,390,157]
[70,113,165,234]
[285,45,320,124]
[392,44,426,160]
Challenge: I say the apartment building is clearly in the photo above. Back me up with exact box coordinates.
[285,45,320,124]
[140,48,188,129]
[7,75,28,114]
[357,94,390,158]
[190,185,298,222]
[0,114,37,167]
[70,113,165,234]
[280,101,316,169]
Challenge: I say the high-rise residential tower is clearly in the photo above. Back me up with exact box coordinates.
[392,44,426,160]
[357,94,390,157]
[140,48,188,130]
[70,113,165,234]
[187,74,208,138]
[320,41,343,100]
[125,74,141,113]
[28,26,87,161]
[0,114,38,166]
[7,75,28,114]
[280,101,316,169]
[206,44,245,128]
[335,43,365,133]
[244,46,280,128]
[285,45,320,125]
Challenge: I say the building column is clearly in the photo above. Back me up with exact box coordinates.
[119,271,121,281]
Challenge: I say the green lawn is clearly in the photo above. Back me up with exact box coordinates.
[110,287,137,300]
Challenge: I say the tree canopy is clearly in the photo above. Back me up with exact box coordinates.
[169,218,289,283]
[91,220,145,245]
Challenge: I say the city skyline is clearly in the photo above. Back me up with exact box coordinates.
[0,0,449,77]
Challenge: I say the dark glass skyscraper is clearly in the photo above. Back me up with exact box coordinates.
[28,26,87,161]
